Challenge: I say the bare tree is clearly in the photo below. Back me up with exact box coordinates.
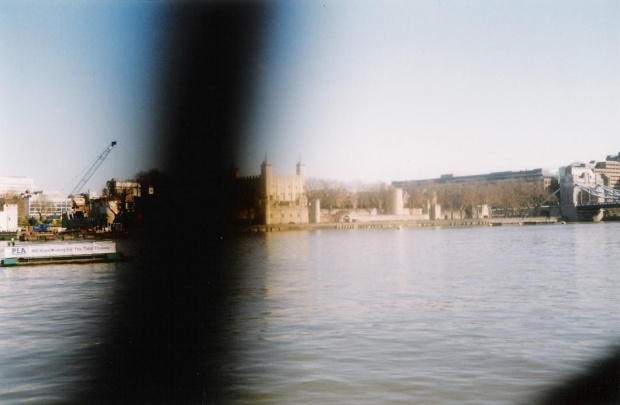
[437,183,462,219]
[404,185,428,209]
[32,194,56,222]
[306,178,349,210]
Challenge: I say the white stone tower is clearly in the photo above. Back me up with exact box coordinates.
[296,156,306,205]
[261,155,272,224]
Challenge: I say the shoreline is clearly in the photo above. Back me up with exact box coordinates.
[241,216,562,233]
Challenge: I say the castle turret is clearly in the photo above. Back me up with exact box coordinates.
[261,155,272,224]
[261,155,272,195]
[296,156,305,178]
[309,199,321,223]
[296,156,306,205]
[387,187,403,215]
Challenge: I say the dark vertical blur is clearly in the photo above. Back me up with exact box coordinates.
[81,2,271,403]
[159,1,269,232]
[533,346,620,405]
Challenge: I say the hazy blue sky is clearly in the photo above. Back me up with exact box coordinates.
[1,1,169,193]
[239,0,619,182]
[1,0,618,193]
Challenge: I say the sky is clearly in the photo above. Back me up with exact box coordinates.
[1,0,618,194]
[0,1,169,194]
[238,0,619,183]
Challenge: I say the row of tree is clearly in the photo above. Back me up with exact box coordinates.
[405,180,558,218]
[305,177,560,218]
[305,178,389,211]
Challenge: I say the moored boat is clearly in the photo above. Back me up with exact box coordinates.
[0,240,132,267]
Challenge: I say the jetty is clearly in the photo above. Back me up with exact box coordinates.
[0,240,131,267]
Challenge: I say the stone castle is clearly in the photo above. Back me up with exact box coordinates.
[232,156,309,225]
[231,157,440,226]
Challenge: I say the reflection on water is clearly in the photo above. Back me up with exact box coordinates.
[0,225,618,404]
[217,225,619,404]
[0,262,121,403]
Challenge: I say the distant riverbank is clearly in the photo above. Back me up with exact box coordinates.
[242,216,560,233]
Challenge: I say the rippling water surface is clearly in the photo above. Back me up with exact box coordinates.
[1,224,618,404]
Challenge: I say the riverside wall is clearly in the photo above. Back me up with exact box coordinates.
[243,216,559,233]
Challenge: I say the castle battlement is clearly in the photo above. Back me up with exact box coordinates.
[237,175,261,181]
[234,157,309,225]
[272,174,302,181]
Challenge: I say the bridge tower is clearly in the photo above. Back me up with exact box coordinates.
[559,164,604,222]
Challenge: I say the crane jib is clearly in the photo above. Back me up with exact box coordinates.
[67,141,117,199]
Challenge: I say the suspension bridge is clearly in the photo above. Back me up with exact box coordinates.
[560,178,620,221]
[574,183,620,210]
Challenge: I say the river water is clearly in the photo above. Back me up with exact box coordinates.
[0,224,618,404]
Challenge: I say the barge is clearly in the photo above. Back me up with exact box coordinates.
[0,240,131,267]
